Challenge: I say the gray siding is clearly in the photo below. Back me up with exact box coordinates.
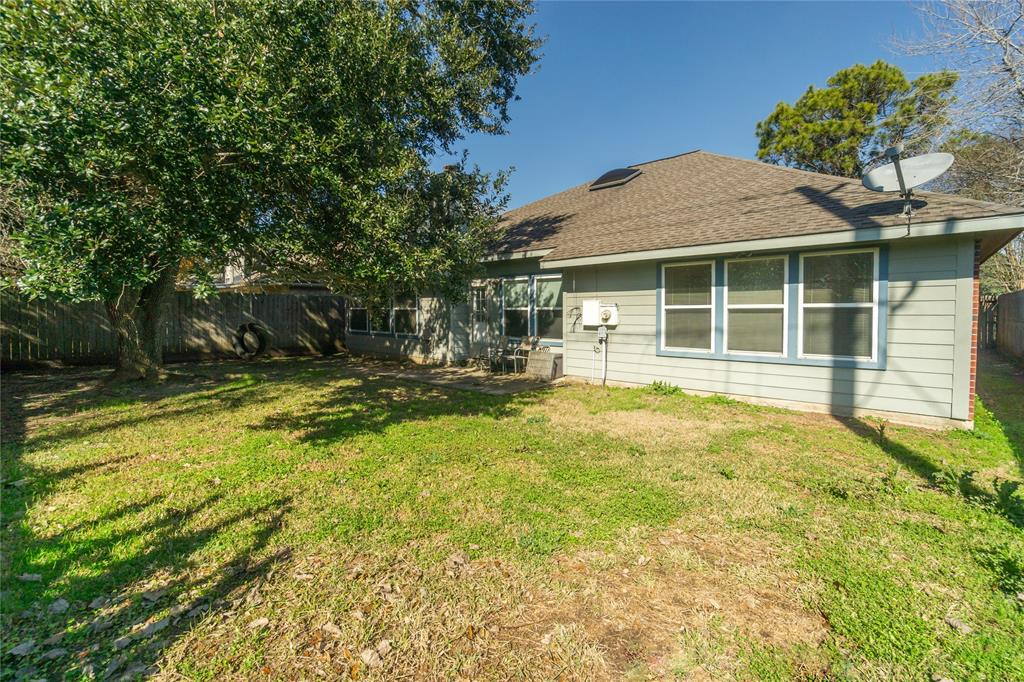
[349,259,546,365]
[346,296,451,364]
[562,237,974,425]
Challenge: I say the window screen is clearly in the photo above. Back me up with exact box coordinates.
[503,279,530,338]
[801,251,876,359]
[349,307,369,332]
[726,257,786,354]
[662,262,713,350]
[393,295,417,335]
[803,308,872,358]
[471,288,487,322]
[804,252,873,304]
[535,277,563,340]
[370,307,391,334]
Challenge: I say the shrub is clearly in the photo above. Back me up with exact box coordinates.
[647,381,681,396]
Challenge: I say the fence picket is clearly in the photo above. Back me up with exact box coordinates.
[2,291,346,366]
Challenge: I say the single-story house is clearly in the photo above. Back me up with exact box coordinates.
[345,150,1024,429]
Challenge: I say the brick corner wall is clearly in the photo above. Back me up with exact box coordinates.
[969,240,981,421]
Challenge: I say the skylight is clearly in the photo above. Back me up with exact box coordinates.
[589,168,641,191]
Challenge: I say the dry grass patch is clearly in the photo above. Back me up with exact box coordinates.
[540,399,733,451]
[504,526,827,680]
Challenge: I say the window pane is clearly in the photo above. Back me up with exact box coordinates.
[728,258,784,305]
[471,288,487,321]
[504,310,529,337]
[536,277,563,309]
[394,309,416,335]
[394,294,416,309]
[350,309,368,332]
[371,309,391,333]
[536,310,563,339]
[665,309,712,349]
[665,263,712,306]
[504,280,530,309]
[728,310,783,353]
[804,252,873,304]
[803,308,873,357]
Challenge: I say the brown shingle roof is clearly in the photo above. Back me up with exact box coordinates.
[494,150,1024,262]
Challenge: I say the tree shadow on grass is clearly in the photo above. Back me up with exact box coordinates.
[0,359,319,679]
[254,372,540,447]
[840,418,1023,531]
[2,478,293,679]
[1,366,275,454]
[0,357,552,679]
[838,415,1024,602]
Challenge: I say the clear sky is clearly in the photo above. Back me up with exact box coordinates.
[444,1,942,209]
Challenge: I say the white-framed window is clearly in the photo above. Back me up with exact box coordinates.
[349,300,369,333]
[798,248,878,360]
[471,287,487,322]
[725,256,787,356]
[534,275,563,341]
[393,294,418,336]
[502,277,530,338]
[349,296,419,336]
[661,261,714,352]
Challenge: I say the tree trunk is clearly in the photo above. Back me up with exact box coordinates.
[104,265,178,381]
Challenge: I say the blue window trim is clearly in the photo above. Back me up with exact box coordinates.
[655,245,888,370]
[499,274,565,347]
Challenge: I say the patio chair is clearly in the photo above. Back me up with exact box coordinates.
[507,339,532,373]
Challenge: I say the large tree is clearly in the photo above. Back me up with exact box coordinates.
[755,60,958,178]
[902,0,1024,294]
[1,0,539,379]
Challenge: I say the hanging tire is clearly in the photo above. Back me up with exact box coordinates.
[232,323,267,360]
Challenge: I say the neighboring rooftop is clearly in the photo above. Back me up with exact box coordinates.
[493,150,1024,262]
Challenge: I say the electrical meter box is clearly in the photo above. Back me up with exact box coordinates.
[582,299,619,327]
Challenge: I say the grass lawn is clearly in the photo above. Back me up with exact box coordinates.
[2,353,1023,681]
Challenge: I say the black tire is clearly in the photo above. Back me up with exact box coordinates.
[232,323,267,360]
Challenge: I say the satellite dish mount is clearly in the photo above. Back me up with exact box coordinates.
[861,146,954,230]
[884,144,914,219]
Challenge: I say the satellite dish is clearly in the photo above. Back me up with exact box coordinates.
[862,152,954,192]
[861,145,954,219]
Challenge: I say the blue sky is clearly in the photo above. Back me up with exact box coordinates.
[445,1,941,209]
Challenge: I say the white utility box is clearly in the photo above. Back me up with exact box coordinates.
[581,299,619,327]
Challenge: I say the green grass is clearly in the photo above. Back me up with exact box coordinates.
[2,354,1022,680]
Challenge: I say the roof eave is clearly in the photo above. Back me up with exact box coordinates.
[537,212,1024,269]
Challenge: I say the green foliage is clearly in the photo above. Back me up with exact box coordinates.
[756,60,957,178]
[646,380,682,396]
[0,0,540,303]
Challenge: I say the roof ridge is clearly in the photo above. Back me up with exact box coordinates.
[628,149,702,168]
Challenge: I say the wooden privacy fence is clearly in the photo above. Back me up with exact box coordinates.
[996,289,1024,360]
[1,290,346,367]
[979,296,999,349]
